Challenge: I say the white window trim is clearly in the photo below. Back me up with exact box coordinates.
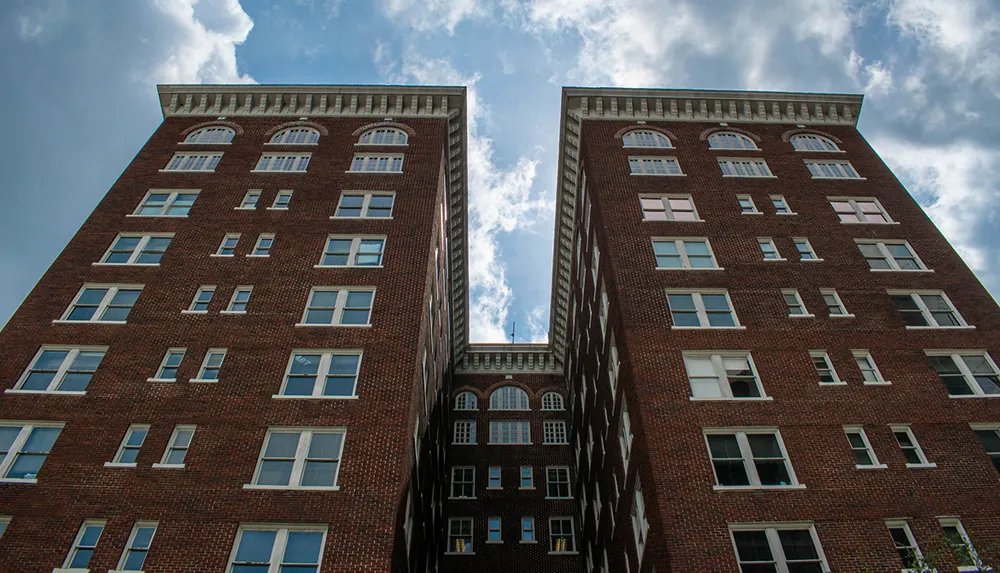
[519,466,534,490]
[449,466,476,499]
[267,190,294,210]
[160,152,222,173]
[937,517,983,573]
[728,522,831,573]
[347,153,405,173]
[737,194,761,215]
[275,350,363,399]
[453,391,479,411]
[828,196,897,225]
[543,420,569,445]
[148,348,186,383]
[446,517,475,555]
[708,132,760,150]
[782,289,814,318]
[252,152,312,173]
[112,520,158,573]
[855,240,931,272]
[541,392,565,411]
[622,129,673,149]
[488,420,532,445]
[315,235,387,268]
[8,345,107,396]
[184,285,216,314]
[652,237,722,271]
[224,524,329,572]
[486,516,503,543]
[770,195,796,215]
[128,189,201,218]
[619,398,633,474]
[96,233,174,266]
[58,519,107,572]
[57,284,143,325]
[0,421,65,483]
[245,427,346,490]
[718,157,775,178]
[296,287,376,327]
[520,517,536,543]
[212,233,241,258]
[107,424,149,468]
[631,481,648,565]
[452,420,476,445]
[356,127,408,146]
[890,425,937,469]
[852,350,890,385]
[153,425,195,469]
[332,191,396,219]
[267,127,321,146]
[180,126,234,145]
[548,516,577,555]
[223,286,253,314]
[683,351,771,401]
[236,190,261,210]
[545,466,572,499]
[925,350,1000,398]
[820,289,854,318]
[810,351,844,386]
[628,155,685,176]
[885,520,925,573]
[638,193,703,222]
[666,289,744,330]
[843,425,887,469]
[191,348,227,383]
[790,133,843,152]
[248,233,274,258]
[757,237,786,262]
[805,159,864,179]
[703,428,803,490]
[487,466,502,490]
[793,237,822,262]
[889,290,971,330]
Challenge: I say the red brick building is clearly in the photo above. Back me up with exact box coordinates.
[0,84,998,573]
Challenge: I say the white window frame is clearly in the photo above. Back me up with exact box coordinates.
[782,289,813,318]
[683,352,768,400]
[268,127,321,145]
[889,290,969,329]
[214,233,240,257]
[0,422,65,483]
[545,466,571,499]
[149,348,186,382]
[793,237,821,261]
[718,157,773,178]
[703,428,801,489]
[276,350,362,399]
[357,127,408,146]
[186,285,215,313]
[60,520,107,571]
[252,153,311,173]
[810,351,843,386]
[247,427,346,490]
[298,287,375,327]
[843,425,887,469]
[729,523,831,573]
[348,153,404,173]
[317,235,387,268]
[853,350,890,385]
[225,524,328,572]
[249,234,274,257]
[541,392,565,411]
[622,130,672,148]
[937,517,983,572]
[98,233,173,266]
[108,424,149,467]
[453,420,476,445]
[487,466,502,490]
[114,520,158,572]
[771,195,795,215]
[333,191,395,219]
[828,197,893,224]
[182,126,234,144]
[487,517,502,543]
[237,190,261,210]
[488,421,531,445]
[549,517,576,554]
[10,346,107,395]
[757,237,784,261]
[543,420,569,445]
[790,133,841,152]
[652,237,721,270]
[450,466,475,499]
[161,153,222,172]
[631,478,649,565]
[926,351,1000,397]
[519,466,534,490]
[855,240,928,271]
[489,386,530,411]
[447,517,474,555]
[708,131,759,150]
[131,190,200,217]
[619,398,633,474]
[268,190,293,210]
[454,391,478,411]
[885,520,925,572]
[638,194,701,222]
[224,286,253,314]
[806,159,862,179]
[820,289,852,318]
[666,289,742,329]
[737,194,760,214]
[154,425,195,469]
[521,517,536,543]
[890,425,936,468]
[192,348,227,383]
[628,155,683,176]
[59,284,143,324]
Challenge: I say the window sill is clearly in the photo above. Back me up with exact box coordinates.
[313,265,384,269]
[345,170,404,175]
[245,254,270,258]
[722,175,777,179]
[151,463,185,469]
[795,149,846,153]
[329,216,395,220]
[0,478,37,484]
[448,497,477,500]
[819,382,848,386]
[219,311,247,315]
[519,487,536,491]
[52,320,127,325]
[548,551,579,555]
[671,326,747,330]
[905,463,938,469]
[234,207,257,210]
[776,212,798,216]
[125,214,189,218]
[830,314,856,319]
[689,396,773,401]
[158,169,217,173]
[443,552,475,556]
[840,221,900,225]
[905,325,975,330]
[355,142,408,147]
[451,443,477,446]
[271,394,359,400]
[189,378,218,384]
[486,487,502,491]
[488,443,534,446]
[146,378,177,383]
[251,170,308,174]
[629,173,686,177]
[520,540,538,544]
[762,258,788,262]
[294,323,372,328]
[210,253,235,258]
[180,310,208,315]
[801,258,825,263]
[4,389,86,396]
[810,176,866,180]
[485,540,503,544]
[178,141,231,145]
[870,268,934,273]
[712,484,806,491]
[789,314,816,318]
[265,207,290,211]
[543,496,573,500]
[543,442,570,446]
[91,262,159,267]
[52,568,90,573]
[863,381,893,386]
[741,212,763,215]
[656,267,725,271]
[856,464,888,470]
[642,218,706,223]
[948,394,1000,399]
[242,484,341,491]
[104,462,137,469]
[265,142,318,146]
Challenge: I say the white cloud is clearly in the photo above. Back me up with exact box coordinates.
[150,0,255,84]
[523,305,549,343]
[14,0,69,42]
[379,0,488,34]
[499,51,515,75]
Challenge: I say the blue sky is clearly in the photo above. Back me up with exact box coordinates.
[2,0,998,343]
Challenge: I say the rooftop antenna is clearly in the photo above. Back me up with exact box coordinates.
[509,322,516,344]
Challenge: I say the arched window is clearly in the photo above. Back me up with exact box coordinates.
[541,392,564,411]
[489,386,529,410]
[622,130,672,149]
[358,128,408,146]
[707,131,758,150]
[454,391,478,411]
[790,134,840,152]
[270,127,320,145]
[184,126,235,144]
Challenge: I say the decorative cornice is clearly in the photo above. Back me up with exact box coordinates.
[456,344,561,374]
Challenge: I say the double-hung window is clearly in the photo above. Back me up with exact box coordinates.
[453,421,476,445]
[188,286,215,312]
[12,346,105,394]
[100,234,172,265]
[61,284,142,323]
[133,190,199,217]
[793,238,819,261]
[639,194,700,221]
[758,238,782,260]
[925,352,1000,396]
[61,521,106,570]
[890,291,967,328]
[829,197,892,223]
[972,426,1000,472]
[737,195,760,214]
[334,192,394,218]
[489,421,531,444]
[890,425,934,468]
[226,525,327,572]
[684,353,765,399]
[300,287,375,326]
[549,517,576,553]
[450,467,475,498]
[820,289,849,317]
[856,240,926,271]
[810,351,842,385]
[117,521,158,571]
[487,517,502,543]
[253,153,310,172]
[156,425,195,467]
[238,190,261,209]
[215,234,240,256]
[666,290,740,328]
[771,195,794,214]
[488,466,501,489]
[225,286,253,313]
[163,153,221,172]
[249,428,345,489]
[844,426,885,468]
[151,348,185,381]
[193,349,226,382]
[938,518,980,571]
[543,420,568,445]
[0,422,63,482]
[319,236,386,267]
[521,517,535,543]
[704,429,799,488]
[250,234,274,257]
[546,466,571,498]
[652,238,718,269]
[448,518,474,554]
[853,350,888,385]
[886,520,924,570]
[628,156,682,176]
[806,160,860,179]
[718,158,772,177]
[730,524,829,573]
[279,350,362,398]
[520,466,534,489]
[110,424,149,466]
[783,289,811,317]
[631,480,648,564]
[271,190,293,209]
[349,154,403,173]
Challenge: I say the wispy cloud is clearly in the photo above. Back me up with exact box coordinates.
[379,0,489,34]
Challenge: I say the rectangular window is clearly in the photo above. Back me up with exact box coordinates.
[886,520,924,570]
[820,289,849,317]
[599,282,609,340]
[250,234,274,257]
[771,195,794,215]
[718,158,773,177]
[927,352,1000,397]
[133,190,199,217]
[632,480,648,564]
[639,194,699,221]
[62,520,106,570]
[521,517,535,543]
[973,426,1000,473]
[450,467,475,498]
[853,350,888,385]
[300,288,375,326]
[546,466,571,498]
[319,236,386,267]
[543,420,568,444]
[12,346,106,394]
[334,192,395,218]
[704,429,798,488]
[938,518,979,570]
[117,521,157,572]
[550,517,576,554]
[666,290,740,328]
[227,525,327,571]
[488,517,502,543]
[61,284,142,323]
[856,240,926,271]
[489,421,531,444]
[652,238,719,269]
[810,351,842,385]
[254,153,311,172]
[890,291,967,328]
[157,425,194,467]
[737,195,759,214]
[151,348,185,381]
[192,349,226,382]
[279,350,361,398]
[453,420,476,444]
[782,289,811,317]
[829,197,892,223]
[111,424,149,466]
[448,518,473,554]
[891,425,934,467]
[188,286,215,312]
[225,286,253,313]
[488,466,501,489]
[349,154,404,173]
[628,156,682,175]
[806,159,860,179]
[793,238,819,261]
[100,233,172,265]
[271,190,293,209]
[0,423,63,481]
[620,398,633,472]
[215,234,240,256]
[844,426,885,468]
[250,428,346,489]
[757,238,783,261]
[730,524,829,573]
[163,153,221,172]
[684,352,765,399]
[520,466,533,489]
[238,190,260,209]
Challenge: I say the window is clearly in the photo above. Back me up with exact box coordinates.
[193,349,226,382]
[349,154,404,173]
[250,234,274,257]
[488,517,502,543]
[806,159,860,179]
[844,426,885,468]
[152,348,185,381]
[238,190,261,209]
[666,290,740,328]
[891,425,934,467]
[810,351,842,385]
[829,197,892,223]
[453,421,476,444]
[791,133,840,152]
[718,158,773,177]
[820,289,849,317]
[639,194,699,221]
[541,392,564,410]
[188,286,215,312]
[300,288,374,326]
[730,524,829,573]
[520,466,533,489]
[0,423,63,481]
[250,428,346,489]
[856,240,926,271]
[771,195,794,215]
[215,234,240,256]
[488,466,501,489]
[521,518,535,543]
[704,429,798,488]
[111,424,149,465]
[0,517,9,538]
[972,427,1000,472]
[608,339,620,399]
[550,517,576,553]
[225,286,253,313]
[12,346,105,393]
[546,466,571,498]
[269,127,320,144]
[448,518,473,554]
[890,291,966,328]
[793,238,819,261]
[631,480,648,563]
[853,351,888,385]
[117,521,157,572]
[133,190,199,216]
[358,127,408,145]
[226,525,327,572]
[737,195,760,214]
[783,289,811,317]
[183,126,235,144]
[157,425,194,467]
[334,192,394,218]
[938,518,980,570]
[628,156,682,176]
[622,130,671,148]
[62,284,141,323]
[279,351,361,398]
[489,421,531,444]
[544,420,568,445]
[926,352,1000,396]
[319,236,386,267]
[708,131,758,150]
[100,234,172,265]
[886,521,924,571]
[271,190,293,209]
[652,238,719,269]
[684,353,765,399]
[254,153,310,172]
[489,386,530,410]
[757,238,783,261]
[619,398,633,472]
[163,153,221,172]
[450,467,475,498]
[454,391,478,411]
[62,521,106,570]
